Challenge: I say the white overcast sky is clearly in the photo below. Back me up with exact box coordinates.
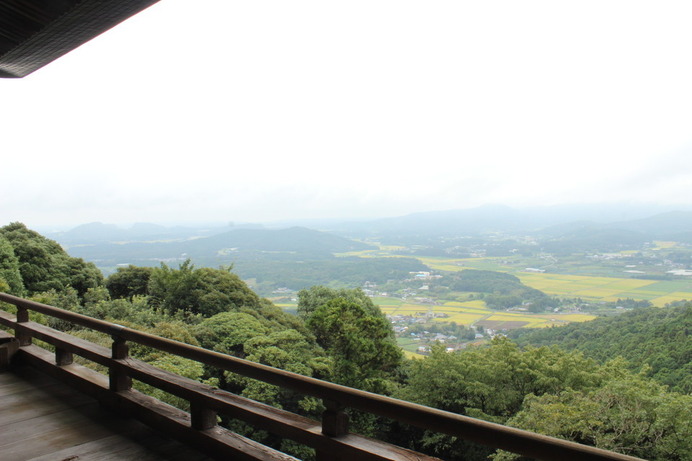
[2,0,692,228]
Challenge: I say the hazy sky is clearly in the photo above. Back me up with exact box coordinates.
[2,1,692,228]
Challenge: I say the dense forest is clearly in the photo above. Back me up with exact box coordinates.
[0,222,690,460]
[510,305,692,393]
[446,270,553,311]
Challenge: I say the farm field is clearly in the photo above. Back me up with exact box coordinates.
[380,299,596,329]
[516,273,692,306]
[411,256,692,307]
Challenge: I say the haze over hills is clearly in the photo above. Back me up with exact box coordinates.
[326,203,692,238]
[46,204,692,253]
[45,203,692,243]
[38,204,692,291]
[57,226,373,267]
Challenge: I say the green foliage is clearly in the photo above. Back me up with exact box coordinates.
[306,297,401,393]
[448,270,551,310]
[225,328,330,406]
[0,235,25,295]
[297,285,380,319]
[400,338,604,419]
[0,222,103,297]
[449,270,523,292]
[394,338,610,460]
[512,304,692,393]
[494,372,692,461]
[106,265,153,299]
[196,312,270,357]
[147,260,263,317]
[238,256,428,294]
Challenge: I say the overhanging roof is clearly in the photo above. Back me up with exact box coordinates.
[0,0,159,78]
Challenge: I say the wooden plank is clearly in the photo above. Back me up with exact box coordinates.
[11,320,113,367]
[0,364,213,461]
[0,382,95,426]
[0,369,76,396]
[0,399,104,446]
[0,405,125,460]
[27,426,212,461]
[0,367,57,393]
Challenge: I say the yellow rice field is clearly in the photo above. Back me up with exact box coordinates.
[650,292,692,306]
[518,273,656,299]
[381,297,596,329]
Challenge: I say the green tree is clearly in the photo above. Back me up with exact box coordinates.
[0,235,25,295]
[297,285,380,319]
[306,297,402,393]
[106,265,153,299]
[394,338,608,460]
[495,371,692,461]
[196,312,270,357]
[512,305,692,393]
[0,222,103,297]
[148,261,264,317]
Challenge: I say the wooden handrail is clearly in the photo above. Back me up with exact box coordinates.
[0,292,644,461]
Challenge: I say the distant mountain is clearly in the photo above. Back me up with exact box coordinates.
[536,211,692,252]
[605,211,692,241]
[194,227,371,254]
[47,222,239,245]
[329,204,692,239]
[52,222,127,243]
[540,227,650,254]
[330,204,535,237]
[48,205,692,262]
[62,226,373,268]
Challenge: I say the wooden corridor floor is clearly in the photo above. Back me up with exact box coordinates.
[0,365,213,461]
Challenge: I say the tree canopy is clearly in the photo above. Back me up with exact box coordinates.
[0,235,25,296]
[0,222,103,298]
[511,304,692,393]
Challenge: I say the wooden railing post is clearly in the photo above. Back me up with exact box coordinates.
[15,306,31,346]
[317,399,349,460]
[55,347,73,366]
[191,401,217,431]
[110,328,132,392]
[321,399,349,436]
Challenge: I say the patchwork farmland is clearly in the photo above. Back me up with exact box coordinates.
[414,255,692,307]
[378,298,596,330]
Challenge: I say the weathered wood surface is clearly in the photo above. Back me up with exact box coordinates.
[0,365,212,461]
[0,293,647,461]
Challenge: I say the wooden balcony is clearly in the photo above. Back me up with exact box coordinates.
[0,292,644,461]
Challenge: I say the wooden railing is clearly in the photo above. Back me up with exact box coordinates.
[0,292,643,461]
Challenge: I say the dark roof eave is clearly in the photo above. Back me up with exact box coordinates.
[0,0,160,78]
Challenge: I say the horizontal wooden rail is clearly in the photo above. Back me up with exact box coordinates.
[0,292,644,461]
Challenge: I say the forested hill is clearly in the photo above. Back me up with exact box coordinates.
[511,305,692,393]
[198,226,372,255]
[62,226,374,265]
[447,270,552,311]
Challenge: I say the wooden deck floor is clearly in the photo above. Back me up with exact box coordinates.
[0,365,213,461]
